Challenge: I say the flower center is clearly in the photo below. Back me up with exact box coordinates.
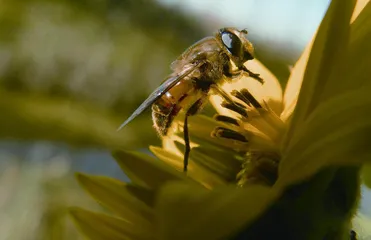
[212,88,286,186]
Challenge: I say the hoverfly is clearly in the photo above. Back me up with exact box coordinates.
[118,28,264,172]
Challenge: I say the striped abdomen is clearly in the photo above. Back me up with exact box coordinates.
[151,78,203,136]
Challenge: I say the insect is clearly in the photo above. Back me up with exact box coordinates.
[118,28,264,172]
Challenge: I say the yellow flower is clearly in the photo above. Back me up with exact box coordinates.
[70,0,371,239]
[161,57,290,187]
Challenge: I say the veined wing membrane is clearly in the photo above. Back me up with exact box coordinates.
[117,62,203,131]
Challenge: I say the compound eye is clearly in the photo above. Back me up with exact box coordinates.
[221,32,242,57]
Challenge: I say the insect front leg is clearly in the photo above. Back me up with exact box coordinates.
[183,113,190,172]
[232,67,264,84]
[225,61,264,84]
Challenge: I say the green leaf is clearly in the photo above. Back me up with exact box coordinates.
[150,146,227,188]
[155,182,279,240]
[361,163,371,188]
[70,207,152,240]
[75,173,153,227]
[112,150,188,189]
[278,88,371,187]
[283,0,357,151]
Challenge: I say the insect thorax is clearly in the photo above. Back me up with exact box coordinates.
[150,42,232,137]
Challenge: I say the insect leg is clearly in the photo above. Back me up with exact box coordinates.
[182,98,206,172]
[241,65,264,83]
[224,60,264,84]
[229,67,264,84]
[183,113,190,172]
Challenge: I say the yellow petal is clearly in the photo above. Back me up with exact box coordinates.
[75,173,153,227]
[112,150,188,189]
[185,115,249,151]
[282,0,368,122]
[279,87,371,187]
[282,0,356,151]
[190,146,242,182]
[319,1,371,103]
[162,134,199,158]
[162,115,247,158]
[351,0,370,23]
[155,182,279,240]
[352,213,371,238]
[281,37,314,122]
[70,207,152,240]
[162,135,184,157]
[150,146,227,188]
[210,59,282,117]
[361,163,371,188]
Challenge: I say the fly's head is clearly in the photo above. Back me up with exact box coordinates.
[217,27,255,68]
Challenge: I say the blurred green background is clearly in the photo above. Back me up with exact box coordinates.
[0,0,370,239]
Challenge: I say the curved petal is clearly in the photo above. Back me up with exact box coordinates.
[162,135,190,157]
[161,115,231,156]
[156,182,279,240]
[352,213,371,238]
[282,0,356,151]
[279,87,371,187]
[361,163,371,188]
[281,37,314,122]
[282,0,369,123]
[112,150,189,189]
[210,59,282,117]
[75,173,153,227]
[351,0,370,23]
[319,1,371,101]
[149,146,227,189]
[70,207,152,240]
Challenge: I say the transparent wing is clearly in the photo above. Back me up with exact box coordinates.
[170,36,218,71]
[117,63,202,131]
